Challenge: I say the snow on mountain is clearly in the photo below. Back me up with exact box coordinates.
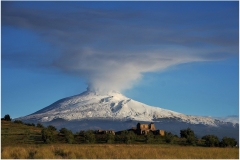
[18,90,222,127]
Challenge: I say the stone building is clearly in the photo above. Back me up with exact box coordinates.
[154,129,165,136]
[135,122,165,136]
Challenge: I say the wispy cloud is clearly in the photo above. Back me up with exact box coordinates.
[214,115,239,124]
[2,2,238,92]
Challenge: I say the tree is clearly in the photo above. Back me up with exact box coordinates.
[165,131,174,144]
[180,128,196,145]
[106,133,115,144]
[79,130,85,136]
[37,123,44,128]
[59,128,74,144]
[59,128,68,134]
[84,130,96,143]
[220,137,237,147]
[145,131,154,144]
[186,136,197,145]
[66,132,74,144]
[3,114,11,121]
[121,130,136,144]
[41,128,54,143]
[14,120,23,124]
[47,125,57,131]
[202,135,219,147]
[180,128,195,138]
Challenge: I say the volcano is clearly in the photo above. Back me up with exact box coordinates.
[17,89,239,140]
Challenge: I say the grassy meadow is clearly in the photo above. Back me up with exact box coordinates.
[1,120,239,159]
[1,120,43,146]
[2,144,239,159]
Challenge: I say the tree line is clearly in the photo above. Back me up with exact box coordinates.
[39,126,239,147]
[2,114,238,147]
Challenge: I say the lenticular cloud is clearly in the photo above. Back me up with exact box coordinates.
[2,2,238,92]
[53,48,205,92]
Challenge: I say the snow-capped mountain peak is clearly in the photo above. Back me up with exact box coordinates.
[16,89,238,141]
[17,89,222,127]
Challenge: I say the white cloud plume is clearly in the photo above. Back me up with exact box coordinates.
[53,47,208,92]
[2,2,238,92]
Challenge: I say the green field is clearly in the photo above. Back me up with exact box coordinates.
[1,120,239,159]
[1,120,43,146]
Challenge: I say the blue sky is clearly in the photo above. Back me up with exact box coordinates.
[1,1,239,118]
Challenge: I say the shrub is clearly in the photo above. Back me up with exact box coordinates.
[59,128,74,144]
[59,128,68,134]
[180,128,196,145]
[202,135,219,147]
[84,130,96,144]
[165,131,174,144]
[121,130,136,144]
[79,130,85,136]
[36,123,44,128]
[186,136,197,146]
[220,137,237,147]
[25,123,35,127]
[180,128,195,138]
[65,132,74,144]
[14,120,23,124]
[145,131,154,143]
[41,128,54,143]
[106,133,115,144]
[3,114,11,121]
[47,125,57,131]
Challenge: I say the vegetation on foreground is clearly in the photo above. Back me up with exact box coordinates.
[1,114,239,159]
[2,144,239,159]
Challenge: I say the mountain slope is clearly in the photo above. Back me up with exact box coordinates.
[17,90,238,141]
[19,90,220,126]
